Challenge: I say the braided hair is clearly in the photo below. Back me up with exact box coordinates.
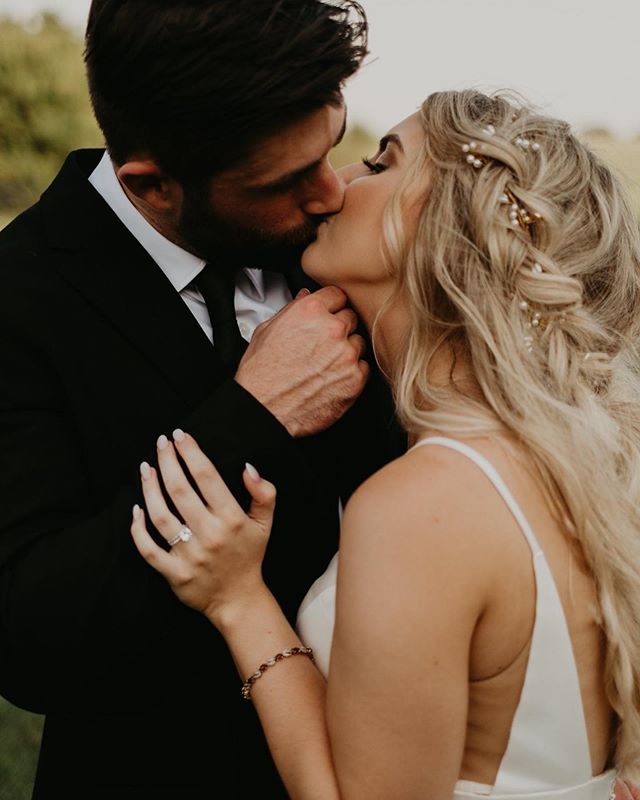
[382,90,640,777]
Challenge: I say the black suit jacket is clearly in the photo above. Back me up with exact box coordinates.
[0,150,405,798]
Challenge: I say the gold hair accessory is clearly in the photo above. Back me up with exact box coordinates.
[499,189,543,232]
[518,294,568,354]
[518,299,549,353]
[461,128,542,172]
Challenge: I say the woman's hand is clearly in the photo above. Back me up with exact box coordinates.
[130,430,277,626]
[615,780,640,800]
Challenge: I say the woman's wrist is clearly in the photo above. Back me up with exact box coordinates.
[205,582,276,636]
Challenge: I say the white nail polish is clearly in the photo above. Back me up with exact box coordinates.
[157,434,169,450]
[140,462,152,479]
[173,429,185,443]
[245,462,260,482]
[133,504,141,520]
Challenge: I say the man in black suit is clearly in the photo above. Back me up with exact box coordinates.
[0,1,403,797]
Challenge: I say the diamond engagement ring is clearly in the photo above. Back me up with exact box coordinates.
[168,525,193,547]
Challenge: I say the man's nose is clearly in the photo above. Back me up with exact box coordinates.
[336,161,363,186]
[303,162,346,216]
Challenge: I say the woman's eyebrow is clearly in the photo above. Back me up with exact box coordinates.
[378,133,404,154]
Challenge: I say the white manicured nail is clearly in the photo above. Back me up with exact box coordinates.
[157,434,169,450]
[133,504,141,520]
[172,429,186,443]
[140,462,152,480]
[245,462,260,482]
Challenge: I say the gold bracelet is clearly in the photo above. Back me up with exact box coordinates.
[241,646,315,701]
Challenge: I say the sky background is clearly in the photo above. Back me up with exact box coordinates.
[1,0,638,139]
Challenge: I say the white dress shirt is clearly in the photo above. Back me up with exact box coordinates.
[88,151,292,345]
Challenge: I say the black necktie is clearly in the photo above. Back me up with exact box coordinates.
[195,263,248,374]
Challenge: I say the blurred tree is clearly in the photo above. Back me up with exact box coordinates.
[330,122,377,169]
[0,13,102,216]
[582,126,613,139]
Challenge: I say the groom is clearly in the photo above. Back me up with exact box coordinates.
[0,1,403,797]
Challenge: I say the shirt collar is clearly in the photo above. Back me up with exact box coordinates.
[88,151,265,298]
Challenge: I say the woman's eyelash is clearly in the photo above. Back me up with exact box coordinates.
[361,157,387,174]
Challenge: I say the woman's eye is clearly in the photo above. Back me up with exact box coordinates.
[361,157,387,175]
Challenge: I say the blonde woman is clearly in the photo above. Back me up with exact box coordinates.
[130,91,640,799]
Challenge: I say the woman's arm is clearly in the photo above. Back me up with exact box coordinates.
[131,432,342,800]
[131,433,489,799]
[325,455,488,798]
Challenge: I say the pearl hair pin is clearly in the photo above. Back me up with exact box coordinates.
[499,189,544,233]
[517,297,550,353]
[461,141,485,169]
[461,126,543,173]
[515,136,541,153]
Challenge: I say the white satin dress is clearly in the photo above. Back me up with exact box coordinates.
[296,437,617,800]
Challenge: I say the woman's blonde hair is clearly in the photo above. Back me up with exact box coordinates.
[382,90,640,776]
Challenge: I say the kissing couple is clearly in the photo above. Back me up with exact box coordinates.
[1,1,640,798]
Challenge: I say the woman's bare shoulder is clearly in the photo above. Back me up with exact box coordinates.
[338,436,536,611]
[342,437,507,543]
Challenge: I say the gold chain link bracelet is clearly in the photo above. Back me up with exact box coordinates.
[241,646,315,701]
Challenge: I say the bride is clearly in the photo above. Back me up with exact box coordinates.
[130,90,640,798]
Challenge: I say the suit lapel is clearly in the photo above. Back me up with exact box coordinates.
[40,150,225,406]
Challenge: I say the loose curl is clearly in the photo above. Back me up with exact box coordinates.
[380,90,640,776]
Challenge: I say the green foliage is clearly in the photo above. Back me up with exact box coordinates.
[0,697,43,799]
[330,123,377,169]
[0,13,102,216]
[580,133,640,216]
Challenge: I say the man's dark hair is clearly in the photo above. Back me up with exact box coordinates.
[84,0,368,183]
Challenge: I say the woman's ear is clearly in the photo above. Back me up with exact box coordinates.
[116,158,183,213]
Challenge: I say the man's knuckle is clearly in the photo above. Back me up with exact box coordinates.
[305,298,322,315]
[329,321,346,340]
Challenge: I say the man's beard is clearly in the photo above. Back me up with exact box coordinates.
[176,185,321,275]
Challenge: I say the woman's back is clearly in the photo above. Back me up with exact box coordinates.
[298,433,615,796]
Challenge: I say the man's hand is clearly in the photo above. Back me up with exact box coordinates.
[235,286,369,437]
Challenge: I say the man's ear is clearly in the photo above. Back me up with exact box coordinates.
[116,159,183,213]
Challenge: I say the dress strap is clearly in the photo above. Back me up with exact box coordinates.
[410,437,543,556]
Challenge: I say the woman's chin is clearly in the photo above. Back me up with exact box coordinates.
[300,240,330,286]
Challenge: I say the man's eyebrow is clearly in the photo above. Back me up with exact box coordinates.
[379,133,404,154]
[251,107,348,191]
